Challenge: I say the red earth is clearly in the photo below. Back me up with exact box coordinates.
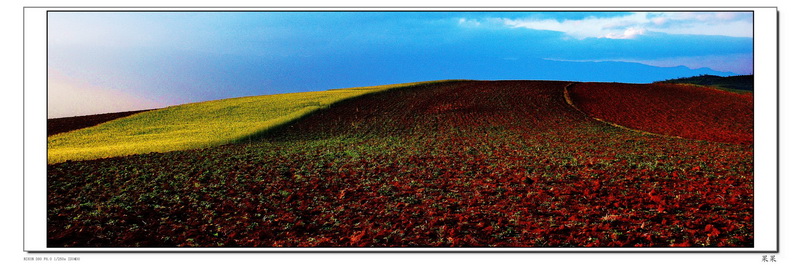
[47,81,753,247]
[568,82,753,144]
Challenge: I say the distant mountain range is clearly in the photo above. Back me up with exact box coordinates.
[272,56,742,89]
[510,59,741,84]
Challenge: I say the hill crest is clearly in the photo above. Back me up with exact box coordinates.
[656,74,754,92]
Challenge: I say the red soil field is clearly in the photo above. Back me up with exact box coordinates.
[263,81,588,140]
[47,81,753,247]
[567,83,753,144]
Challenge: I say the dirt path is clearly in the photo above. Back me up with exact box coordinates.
[562,83,685,140]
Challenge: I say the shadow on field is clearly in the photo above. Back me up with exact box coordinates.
[230,80,466,144]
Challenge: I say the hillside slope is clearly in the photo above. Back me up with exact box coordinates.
[568,82,753,144]
[48,81,753,247]
[47,81,446,164]
[262,81,586,141]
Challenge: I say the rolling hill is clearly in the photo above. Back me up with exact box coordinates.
[47,80,448,164]
[47,80,753,247]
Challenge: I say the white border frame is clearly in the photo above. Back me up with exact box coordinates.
[24,7,778,252]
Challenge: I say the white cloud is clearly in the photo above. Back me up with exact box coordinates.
[458,17,482,27]
[651,17,669,25]
[498,12,752,39]
[604,27,646,39]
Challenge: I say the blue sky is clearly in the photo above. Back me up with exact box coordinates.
[47,11,753,118]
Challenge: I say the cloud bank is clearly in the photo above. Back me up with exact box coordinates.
[498,12,753,39]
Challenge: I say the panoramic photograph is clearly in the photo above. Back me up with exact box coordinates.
[46,11,754,247]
